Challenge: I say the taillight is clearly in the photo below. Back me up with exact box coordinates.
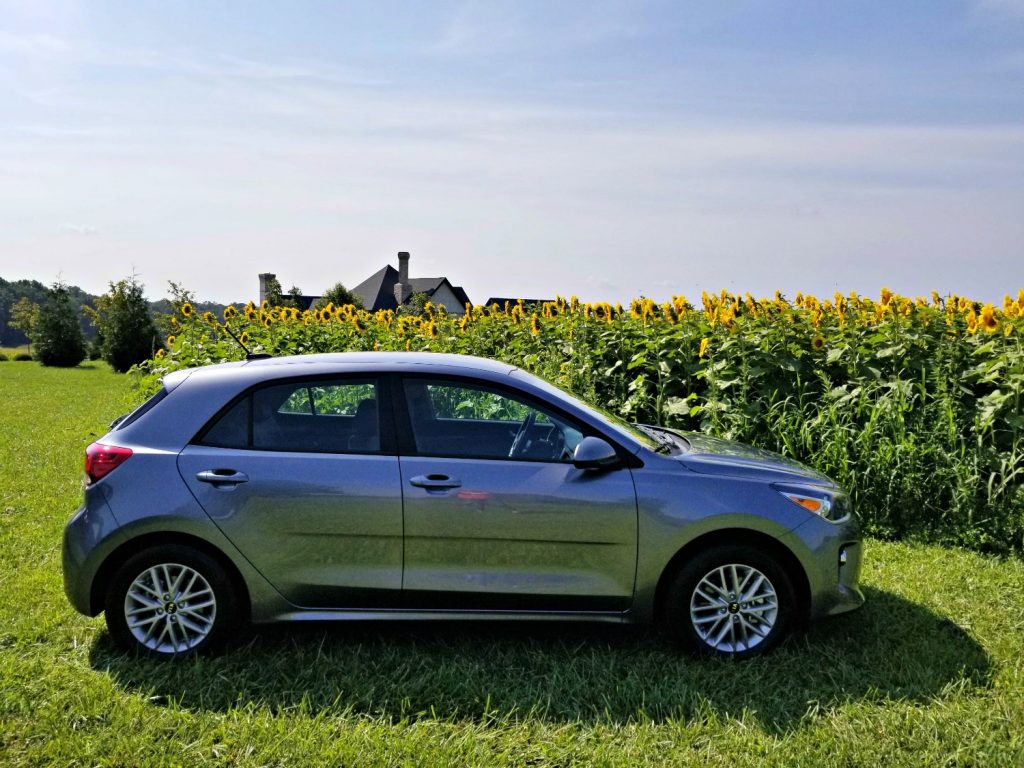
[85,442,133,484]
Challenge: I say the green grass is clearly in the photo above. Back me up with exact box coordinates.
[1,363,1023,766]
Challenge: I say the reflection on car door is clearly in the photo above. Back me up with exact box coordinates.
[398,377,639,612]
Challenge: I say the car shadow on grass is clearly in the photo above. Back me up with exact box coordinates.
[90,586,992,732]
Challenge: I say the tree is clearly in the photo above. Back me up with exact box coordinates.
[314,282,363,310]
[396,291,431,316]
[263,276,284,307]
[34,282,86,367]
[8,297,40,352]
[284,285,305,309]
[91,276,161,373]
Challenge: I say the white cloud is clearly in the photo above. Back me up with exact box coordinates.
[58,223,98,236]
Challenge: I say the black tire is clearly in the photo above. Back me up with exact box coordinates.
[662,544,796,659]
[104,544,239,658]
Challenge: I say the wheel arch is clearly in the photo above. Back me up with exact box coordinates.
[89,531,252,621]
[652,528,810,626]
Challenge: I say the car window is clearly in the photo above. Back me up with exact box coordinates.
[200,396,249,449]
[403,379,583,462]
[198,378,381,454]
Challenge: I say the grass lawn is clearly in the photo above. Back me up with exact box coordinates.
[1,362,1022,766]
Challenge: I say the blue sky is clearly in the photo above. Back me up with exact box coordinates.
[1,0,1022,303]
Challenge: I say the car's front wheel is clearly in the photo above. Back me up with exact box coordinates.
[105,544,238,657]
[663,544,796,658]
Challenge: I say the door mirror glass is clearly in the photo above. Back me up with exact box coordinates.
[572,436,620,470]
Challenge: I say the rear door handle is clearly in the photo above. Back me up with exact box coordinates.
[409,474,461,489]
[196,469,249,485]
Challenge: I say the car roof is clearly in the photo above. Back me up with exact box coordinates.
[165,352,518,389]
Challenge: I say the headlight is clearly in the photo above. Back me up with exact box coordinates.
[774,486,851,522]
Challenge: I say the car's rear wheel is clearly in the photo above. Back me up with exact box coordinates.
[105,545,238,658]
[663,544,795,658]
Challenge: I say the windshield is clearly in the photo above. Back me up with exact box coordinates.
[509,369,662,451]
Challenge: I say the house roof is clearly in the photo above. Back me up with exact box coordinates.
[350,265,398,310]
[351,266,471,311]
[484,297,553,308]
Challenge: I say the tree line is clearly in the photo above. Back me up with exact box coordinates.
[2,275,367,371]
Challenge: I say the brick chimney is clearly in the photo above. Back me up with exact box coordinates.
[394,251,411,305]
[258,273,276,304]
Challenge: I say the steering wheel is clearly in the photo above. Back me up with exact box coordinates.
[508,410,537,458]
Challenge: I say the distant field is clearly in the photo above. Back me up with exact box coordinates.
[1,363,1022,766]
[0,345,31,358]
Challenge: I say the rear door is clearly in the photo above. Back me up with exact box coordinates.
[397,376,638,612]
[178,375,403,609]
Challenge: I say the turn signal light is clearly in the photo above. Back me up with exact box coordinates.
[786,495,827,514]
[85,442,133,485]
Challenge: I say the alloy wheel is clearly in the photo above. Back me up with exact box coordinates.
[124,562,217,654]
[689,563,779,653]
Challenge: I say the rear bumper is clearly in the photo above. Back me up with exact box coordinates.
[62,491,124,616]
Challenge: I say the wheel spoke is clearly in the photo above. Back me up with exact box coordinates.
[695,588,724,605]
[740,602,777,616]
[740,615,769,638]
[741,574,766,603]
[168,567,188,599]
[735,615,748,650]
[693,613,724,625]
[134,577,163,601]
[692,602,724,613]
[128,614,161,631]
[126,594,162,612]
[178,572,200,601]
[178,615,208,635]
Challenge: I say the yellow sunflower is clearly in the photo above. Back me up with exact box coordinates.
[811,336,826,351]
[980,304,999,333]
[180,303,193,317]
[699,337,710,358]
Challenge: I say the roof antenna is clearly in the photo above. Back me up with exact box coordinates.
[222,324,272,361]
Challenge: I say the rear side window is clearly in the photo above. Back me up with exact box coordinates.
[196,378,383,454]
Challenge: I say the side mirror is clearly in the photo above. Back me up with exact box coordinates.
[573,436,620,470]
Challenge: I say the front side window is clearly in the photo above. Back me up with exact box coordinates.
[403,379,583,461]
[198,378,381,454]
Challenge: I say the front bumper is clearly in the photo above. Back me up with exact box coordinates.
[783,514,865,619]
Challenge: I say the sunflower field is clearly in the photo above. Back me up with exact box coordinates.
[136,288,1024,554]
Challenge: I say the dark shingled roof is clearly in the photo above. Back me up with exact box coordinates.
[351,266,471,312]
[351,265,399,311]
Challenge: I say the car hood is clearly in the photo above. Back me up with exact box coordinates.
[670,431,836,486]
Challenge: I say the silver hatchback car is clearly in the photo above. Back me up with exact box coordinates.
[63,352,863,659]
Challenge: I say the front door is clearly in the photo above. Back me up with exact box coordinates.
[398,376,638,611]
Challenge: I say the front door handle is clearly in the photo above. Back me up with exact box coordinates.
[196,469,249,485]
[409,474,461,490]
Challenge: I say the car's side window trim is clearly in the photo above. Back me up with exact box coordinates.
[392,372,633,464]
[191,373,399,456]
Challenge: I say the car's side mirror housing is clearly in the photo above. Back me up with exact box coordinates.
[573,436,621,470]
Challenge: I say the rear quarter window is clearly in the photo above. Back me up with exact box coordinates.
[113,387,169,430]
